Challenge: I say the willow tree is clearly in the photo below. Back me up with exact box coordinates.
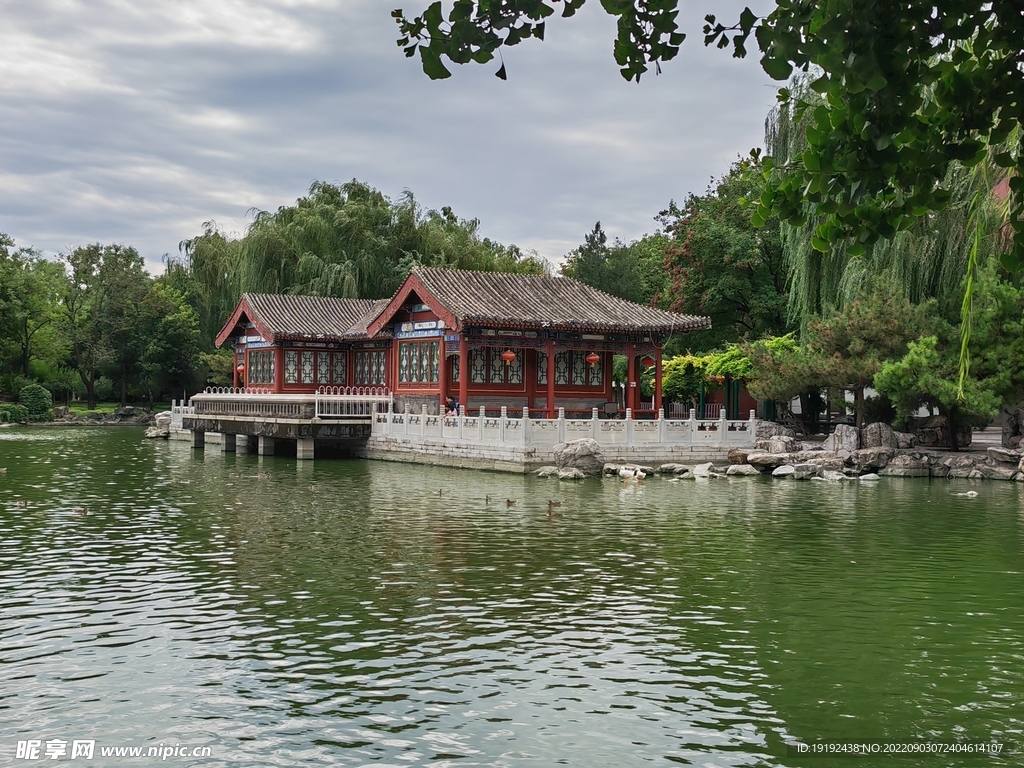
[170,180,546,344]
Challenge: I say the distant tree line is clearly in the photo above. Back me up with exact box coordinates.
[0,180,546,410]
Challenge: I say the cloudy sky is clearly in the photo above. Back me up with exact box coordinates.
[1,0,776,273]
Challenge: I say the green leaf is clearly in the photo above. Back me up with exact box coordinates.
[1000,251,1024,273]
[761,55,793,81]
[420,47,452,80]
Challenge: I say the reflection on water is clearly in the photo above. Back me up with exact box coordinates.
[1,427,1023,766]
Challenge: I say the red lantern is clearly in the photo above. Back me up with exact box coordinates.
[585,352,600,367]
[500,349,516,365]
[641,355,655,368]
[236,364,245,375]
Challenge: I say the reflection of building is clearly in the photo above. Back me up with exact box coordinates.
[218,268,711,417]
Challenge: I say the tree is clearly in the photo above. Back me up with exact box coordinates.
[660,158,790,352]
[0,235,63,380]
[561,223,643,303]
[395,1,1024,268]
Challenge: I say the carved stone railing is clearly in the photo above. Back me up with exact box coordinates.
[315,387,393,419]
[372,405,757,449]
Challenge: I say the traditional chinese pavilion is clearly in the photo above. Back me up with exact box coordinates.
[215,268,710,417]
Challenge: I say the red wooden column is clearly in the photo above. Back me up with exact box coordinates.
[625,342,636,412]
[458,335,468,410]
[546,338,556,418]
[274,345,284,394]
[654,346,663,413]
[438,339,447,412]
[233,346,240,388]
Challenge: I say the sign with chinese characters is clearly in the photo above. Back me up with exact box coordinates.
[396,320,444,339]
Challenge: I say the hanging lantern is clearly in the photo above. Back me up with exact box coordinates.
[500,349,516,366]
[640,355,655,368]
[236,364,245,375]
[585,352,600,367]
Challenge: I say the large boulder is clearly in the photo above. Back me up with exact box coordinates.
[757,422,796,439]
[745,451,789,470]
[772,465,797,478]
[153,411,173,429]
[757,435,800,454]
[800,454,846,471]
[987,446,1022,465]
[656,463,691,475]
[558,467,586,480]
[914,415,972,448]
[792,463,824,480]
[850,446,895,472]
[942,454,979,478]
[692,462,716,478]
[727,448,750,465]
[726,464,761,476]
[822,424,859,453]
[536,466,559,478]
[144,425,169,439]
[52,406,69,419]
[861,422,898,450]
[976,461,1017,481]
[553,439,605,477]
[894,431,916,449]
[879,454,930,477]
[1002,402,1024,449]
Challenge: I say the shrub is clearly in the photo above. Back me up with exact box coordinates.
[0,404,30,423]
[19,384,53,419]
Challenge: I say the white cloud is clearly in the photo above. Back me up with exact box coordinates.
[0,0,776,272]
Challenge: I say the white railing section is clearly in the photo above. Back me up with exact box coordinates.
[373,406,757,449]
[315,387,393,419]
[170,399,195,429]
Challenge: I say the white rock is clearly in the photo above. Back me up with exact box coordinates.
[859,473,881,481]
[726,464,761,476]
[692,462,715,478]
[772,465,796,478]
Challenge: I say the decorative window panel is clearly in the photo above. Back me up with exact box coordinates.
[536,351,547,386]
[371,351,385,385]
[470,349,486,384]
[332,353,347,386]
[247,350,275,384]
[399,344,410,383]
[572,351,587,385]
[588,355,603,387]
[507,351,523,384]
[354,350,386,385]
[317,352,330,385]
[489,349,505,384]
[429,342,439,382]
[410,343,421,383]
[554,350,569,385]
[301,351,314,384]
[284,350,299,384]
[450,354,460,383]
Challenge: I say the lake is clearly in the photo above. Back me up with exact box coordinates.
[1,427,1022,766]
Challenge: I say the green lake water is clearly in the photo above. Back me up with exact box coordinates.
[1,426,1023,766]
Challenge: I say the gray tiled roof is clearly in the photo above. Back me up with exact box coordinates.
[409,268,710,333]
[241,294,385,341]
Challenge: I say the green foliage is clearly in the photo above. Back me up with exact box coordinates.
[18,384,52,417]
[0,403,30,423]
[875,336,999,428]
[561,223,643,303]
[396,0,1024,279]
[661,355,714,405]
[661,158,790,352]
[172,180,545,345]
[200,348,235,387]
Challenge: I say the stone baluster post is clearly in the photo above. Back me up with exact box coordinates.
[478,406,485,441]
[458,404,465,440]
[500,406,507,443]
[689,408,697,446]
[625,408,634,446]
[522,406,530,446]
[719,411,728,446]
[658,408,666,443]
[404,403,411,436]
[592,407,599,441]
[557,407,566,444]
[421,404,428,436]
[385,401,393,436]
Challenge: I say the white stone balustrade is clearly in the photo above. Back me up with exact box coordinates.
[374,405,757,450]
